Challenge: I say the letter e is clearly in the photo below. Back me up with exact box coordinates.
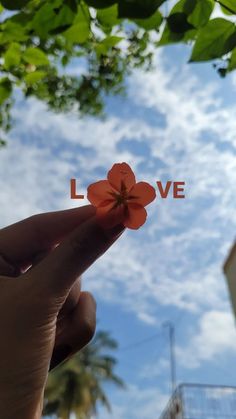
[173,182,185,199]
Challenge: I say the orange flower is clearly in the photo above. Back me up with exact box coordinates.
[87,162,156,230]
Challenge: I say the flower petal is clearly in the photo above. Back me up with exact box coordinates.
[128,182,156,207]
[107,162,136,192]
[87,180,115,207]
[124,203,147,230]
[96,203,126,229]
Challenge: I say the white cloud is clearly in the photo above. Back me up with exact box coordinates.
[98,384,169,419]
[231,72,236,90]
[87,228,229,320]
[176,310,236,369]
[139,357,169,380]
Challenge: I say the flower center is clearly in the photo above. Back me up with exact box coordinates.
[110,182,129,207]
[115,191,127,205]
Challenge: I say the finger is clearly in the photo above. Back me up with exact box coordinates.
[0,254,19,276]
[58,277,81,319]
[49,291,96,370]
[29,215,125,297]
[21,249,52,274]
[0,205,95,268]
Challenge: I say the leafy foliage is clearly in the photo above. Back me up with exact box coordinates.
[0,0,236,145]
[190,18,236,61]
[43,330,125,419]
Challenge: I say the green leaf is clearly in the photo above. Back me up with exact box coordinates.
[218,67,227,77]
[95,43,108,56]
[170,0,196,14]
[3,42,21,69]
[187,0,214,28]
[0,0,30,10]
[101,35,123,47]
[228,47,236,71]
[84,0,117,8]
[0,78,12,105]
[74,4,91,24]
[65,0,78,13]
[220,5,232,15]
[31,2,60,38]
[118,0,166,19]
[62,4,90,44]
[63,23,90,44]
[0,139,6,147]
[9,11,34,30]
[167,12,194,33]
[134,10,163,30]
[158,22,196,45]
[158,0,196,43]
[190,18,236,61]
[95,35,122,55]
[97,4,119,28]
[31,2,76,37]
[0,21,28,43]
[24,71,47,85]
[183,0,198,14]
[218,0,236,14]
[48,4,75,34]
[61,55,70,66]
[24,47,49,66]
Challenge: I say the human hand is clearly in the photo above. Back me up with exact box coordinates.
[0,205,124,419]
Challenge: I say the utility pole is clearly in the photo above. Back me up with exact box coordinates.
[163,322,176,394]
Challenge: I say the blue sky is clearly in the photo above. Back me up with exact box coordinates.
[0,37,236,418]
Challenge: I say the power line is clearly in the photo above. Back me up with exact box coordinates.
[118,334,167,378]
[118,311,185,353]
[119,330,163,352]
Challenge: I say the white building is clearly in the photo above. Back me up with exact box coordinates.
[224,242,236,319]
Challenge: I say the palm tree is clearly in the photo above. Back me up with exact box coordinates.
[43,330,126,419]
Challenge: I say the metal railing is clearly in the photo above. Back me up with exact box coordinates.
[159,383,236,419]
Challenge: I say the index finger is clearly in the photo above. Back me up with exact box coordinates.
[28,215,125,298]
[0,205,95,267]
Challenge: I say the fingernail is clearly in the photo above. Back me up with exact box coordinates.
[49,344,72,371]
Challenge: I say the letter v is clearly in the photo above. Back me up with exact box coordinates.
[156,181,172,198]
